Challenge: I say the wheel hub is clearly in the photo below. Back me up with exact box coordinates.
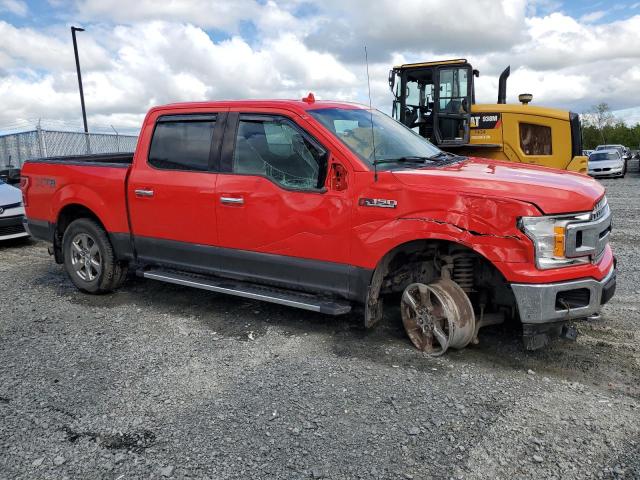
[400,279,475,356]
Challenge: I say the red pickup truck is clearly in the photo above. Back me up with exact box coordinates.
[21,97,616,355]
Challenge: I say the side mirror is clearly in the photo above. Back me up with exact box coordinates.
[330,163,348,191]
[388,69,395,93]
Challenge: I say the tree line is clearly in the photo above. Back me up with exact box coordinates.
[581,103,640,150]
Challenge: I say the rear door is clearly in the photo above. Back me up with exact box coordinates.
[214,110,354,296]
[127,110,227,269]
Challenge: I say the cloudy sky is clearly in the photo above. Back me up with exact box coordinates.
[0,0,639,133]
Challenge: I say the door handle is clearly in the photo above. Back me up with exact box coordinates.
[220,196,244,205]
[135,189,154,198]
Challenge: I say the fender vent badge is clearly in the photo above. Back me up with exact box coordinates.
[359,198,397,209]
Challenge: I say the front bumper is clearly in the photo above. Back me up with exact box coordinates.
[0,214,29,240]
[589,166,624,177]
[511,264,616,324]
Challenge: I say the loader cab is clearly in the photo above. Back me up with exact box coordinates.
[390,59,474,146]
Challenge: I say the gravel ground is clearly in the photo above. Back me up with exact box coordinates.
[1,162,639,480]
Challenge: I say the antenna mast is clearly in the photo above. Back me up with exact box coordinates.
[365,46,378,181]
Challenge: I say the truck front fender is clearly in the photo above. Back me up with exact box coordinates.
[357,195,538,270]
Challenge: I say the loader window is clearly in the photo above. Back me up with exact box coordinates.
[438,68,468,110]
[520,123,552,156]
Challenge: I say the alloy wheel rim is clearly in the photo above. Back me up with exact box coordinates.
[70,233,101,282]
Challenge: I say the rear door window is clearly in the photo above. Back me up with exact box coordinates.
[148,116,217,171]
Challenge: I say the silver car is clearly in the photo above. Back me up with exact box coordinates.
[0,179,29,241]
[596,144,628,160]
[588,149,626,178]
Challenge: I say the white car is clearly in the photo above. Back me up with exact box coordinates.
[588,149,626,178]
[0,179,29,241]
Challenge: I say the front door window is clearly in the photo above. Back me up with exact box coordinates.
[233,116,327,190]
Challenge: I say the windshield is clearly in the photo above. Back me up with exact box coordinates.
[590,152,619,161]
[308,108,441,166]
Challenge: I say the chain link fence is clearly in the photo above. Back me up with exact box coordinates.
[0,128,138,170]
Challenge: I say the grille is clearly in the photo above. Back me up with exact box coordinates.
[565,196,611,260]
[556,288,590,310]
[592,196,608,221]
[0,223,25,237]
[0,202,21,210]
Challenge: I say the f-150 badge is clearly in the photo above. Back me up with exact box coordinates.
[359,198,397,209]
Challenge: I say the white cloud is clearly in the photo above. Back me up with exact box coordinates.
[579,10,606,23]
[0,21,112,71]
[0,21,359,128]
[304,0,528,62]
[0,0,27,16]
[74,0,265,31]
[0,0,640,131]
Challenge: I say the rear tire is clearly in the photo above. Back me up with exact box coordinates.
[62,218,127,294]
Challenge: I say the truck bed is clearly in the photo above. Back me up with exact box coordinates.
[22,153,133,237]
[28,152,134,167]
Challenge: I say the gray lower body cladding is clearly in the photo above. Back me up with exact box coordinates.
[511,265,616,325]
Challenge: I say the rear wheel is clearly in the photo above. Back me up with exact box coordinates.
[62,218,127,293]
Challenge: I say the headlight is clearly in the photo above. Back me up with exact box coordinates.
[519,213,590,269]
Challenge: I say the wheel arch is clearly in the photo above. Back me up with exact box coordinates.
[52,203,108,264]
[364,237,512,328]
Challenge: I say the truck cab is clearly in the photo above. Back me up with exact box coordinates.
[21,97,614,355]
[389,59,588,173]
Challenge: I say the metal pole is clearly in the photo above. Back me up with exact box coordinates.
[36,119,44,158]
[111,125,120,152]
[71,26,90,154]
[71,26,88,133]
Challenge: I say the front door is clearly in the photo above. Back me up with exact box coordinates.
[434,66,472,145]
[127,111,226,270]
[214,111,353,295]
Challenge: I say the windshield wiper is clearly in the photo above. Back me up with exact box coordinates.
[427,151,461,161]
[372,156,434,166]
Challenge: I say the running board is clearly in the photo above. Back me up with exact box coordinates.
[141,269,352,315]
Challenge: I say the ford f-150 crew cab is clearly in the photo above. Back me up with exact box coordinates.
[21,96,616,355]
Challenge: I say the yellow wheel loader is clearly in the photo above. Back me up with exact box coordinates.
[389,59,587,173]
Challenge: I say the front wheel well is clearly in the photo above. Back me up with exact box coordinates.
[53,204,107,264]
[365,239,516,328]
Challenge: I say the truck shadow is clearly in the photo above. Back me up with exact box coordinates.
[36,264,639,397]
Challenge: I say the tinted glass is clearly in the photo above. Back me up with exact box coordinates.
[233,117,327,190]
[520,123,552,155]
[590,152,619,161]
[309,108,441,165]
[149,120,215,171]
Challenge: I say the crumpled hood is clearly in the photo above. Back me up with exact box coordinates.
[0,182,22,207]
[392,157,604,214]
